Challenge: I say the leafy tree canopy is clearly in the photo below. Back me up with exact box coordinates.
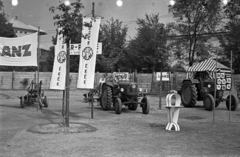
[96,18,128,72]
[0,0,15,38]
[126,13,169,72]
[169,0,223,66]
[219,0,240,73]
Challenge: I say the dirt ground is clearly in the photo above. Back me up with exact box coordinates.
[0,90,240,157]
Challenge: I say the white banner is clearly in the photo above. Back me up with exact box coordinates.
[0,33,38,66]
[77,17,101,89]
[156,72,169,81]
[70,42,102,55]
[50,28,67,90]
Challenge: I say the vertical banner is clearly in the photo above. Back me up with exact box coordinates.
[77,17,101,89]
[50,28,67,90]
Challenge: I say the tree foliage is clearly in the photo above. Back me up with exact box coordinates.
[49,0,84,43]
[0,0,15,38]
[218,0,240,73]
[96,18,128,72]
[169,0,223,66]
[126,13,169,72]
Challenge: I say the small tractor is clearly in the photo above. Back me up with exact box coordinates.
[86,72,150,114]
[179,59,238,111]
[18,80,49,109]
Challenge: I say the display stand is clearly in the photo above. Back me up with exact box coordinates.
[165,90,183,131]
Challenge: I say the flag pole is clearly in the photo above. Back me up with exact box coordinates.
[229,50,233,123]
[213,49,218,124]
[37,27,40,111]
[65,38,70,127]
[90,2,95,119]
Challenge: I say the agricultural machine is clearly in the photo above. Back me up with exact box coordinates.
[179,59,238,111]
[18,80,49,109]
[85,72,150,114]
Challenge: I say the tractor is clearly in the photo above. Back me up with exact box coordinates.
[179,59,238,111]
[97,73,150,114]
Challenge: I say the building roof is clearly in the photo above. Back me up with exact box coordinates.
[9,17,47,35]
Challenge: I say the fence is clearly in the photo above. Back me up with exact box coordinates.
[0,71,239,97]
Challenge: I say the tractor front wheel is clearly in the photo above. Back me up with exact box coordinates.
[226,95,238,111]
[141,97,149,114]
[43,96,49,108]
[20,97,25,108]
[204,94,215,111]
[114,98,122,114]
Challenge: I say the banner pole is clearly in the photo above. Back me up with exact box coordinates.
[229,51,233,123]
[90,2,95,119]
[65,41,70,127]
[213,50,218,124]
[37,27,40,111]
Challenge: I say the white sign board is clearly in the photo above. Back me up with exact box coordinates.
[156,72,169,81]
[113,72,129,80]
[70,42,102,55]
[96,42,102,54]
[70,44,81,55]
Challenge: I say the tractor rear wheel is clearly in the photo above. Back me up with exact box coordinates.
[114,98,122,114]
[203,94,215,111]
[226,95,238,111]
[101,85,112,111]
[180,81,198,107]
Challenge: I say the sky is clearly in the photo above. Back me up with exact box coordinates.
[2,0,174,49]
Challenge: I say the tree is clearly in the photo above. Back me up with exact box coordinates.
[96,18,128,72]
[49,0,84,127]
[169,0,223,66]
[0,0,15,38]
[0,0,16,71]
[218,0,240,73]
[126,13,169,72]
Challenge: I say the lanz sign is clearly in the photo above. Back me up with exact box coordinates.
[0,33,38,66]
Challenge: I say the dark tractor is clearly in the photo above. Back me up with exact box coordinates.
[99,74,150,114]
[180,71,238,111]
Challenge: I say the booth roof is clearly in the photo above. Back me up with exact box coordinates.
[187,59,230,72]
